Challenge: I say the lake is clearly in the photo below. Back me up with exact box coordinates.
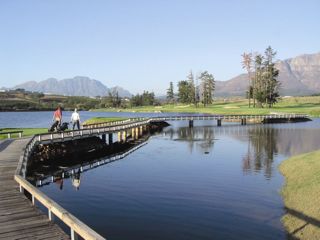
[2,112,319,239]
[0,111,194,128]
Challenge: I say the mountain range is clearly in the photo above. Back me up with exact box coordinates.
[13,76,132,98]
[9,52,320,97]
[215,52,320,96]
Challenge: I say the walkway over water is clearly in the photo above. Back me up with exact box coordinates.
[0,139,69,239]
[34,113,310,144]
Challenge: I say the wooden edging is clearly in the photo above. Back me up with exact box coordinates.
[14,174,106,240]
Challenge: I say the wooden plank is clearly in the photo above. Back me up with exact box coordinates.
[0,140,70,239]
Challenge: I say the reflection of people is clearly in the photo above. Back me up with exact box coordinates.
[72,170,81,190]
[55,178,64,190]
[50,106,62,131]
[71,108,81,130]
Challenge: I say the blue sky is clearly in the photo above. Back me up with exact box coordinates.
[0,0,319,94]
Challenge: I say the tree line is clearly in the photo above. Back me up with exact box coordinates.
[2,47,280,111]
[167,70,215,107]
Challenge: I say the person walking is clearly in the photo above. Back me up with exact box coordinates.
[50,106,62,132]
[71,108,81,130]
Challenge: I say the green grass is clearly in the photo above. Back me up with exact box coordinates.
[0,128,48,139]
[82,117,129,125]
[91,96,320,117]
[279,150,320,239]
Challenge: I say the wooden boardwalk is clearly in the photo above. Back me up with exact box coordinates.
[0,139,69,240]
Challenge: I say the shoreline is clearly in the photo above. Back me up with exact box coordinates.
[279,150,320,239]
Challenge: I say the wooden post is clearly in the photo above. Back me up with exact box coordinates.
[135,127,139,139]
[71,229,79,240]
[139,126,143,136]
[122,131,127,142]
[217,119,222,127]
[118,132,122,142]
[131,128,135,139]
[189,120,194,128]
[108,133,113,144]
[101,134,106,142]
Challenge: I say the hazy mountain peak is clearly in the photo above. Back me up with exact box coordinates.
[13,76,132,97]
[215,52,320,97]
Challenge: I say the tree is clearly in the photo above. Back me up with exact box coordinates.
[166,82,174,103]
[241,52,253,107]
[130,91,155,107]
[105,90,121,108]
[199,71,215,106]
[253,54,265,107]
[248,46,280,108]
[186,71,196,104]
[264,46,280,107]
[177,80,190,103]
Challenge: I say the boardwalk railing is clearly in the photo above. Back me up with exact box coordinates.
[0,130,23,139]
[14,175,105,240]
[14,135,106,240]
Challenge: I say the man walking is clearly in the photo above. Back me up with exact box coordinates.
[71,108,81,130]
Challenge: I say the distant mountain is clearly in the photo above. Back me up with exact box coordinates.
[215,52,320,97]
[10,52,320,98]
[109,86,132,98]
[13,76,132,97]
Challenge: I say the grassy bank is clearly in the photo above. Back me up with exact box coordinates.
[82,117,128,125]
[0,128,48,139]
[279,150,320,239]
[91,97,320,117]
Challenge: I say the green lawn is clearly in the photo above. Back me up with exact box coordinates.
[0,128,48,139]
[82,117,129,125]
[91,97,320,117]
[279,150,320,239]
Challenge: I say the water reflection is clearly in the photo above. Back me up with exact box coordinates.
[163,126,216,154]
[35,120,320,240]
[162,122,320,179]
[72,169,81,190]
[31,139,148,188]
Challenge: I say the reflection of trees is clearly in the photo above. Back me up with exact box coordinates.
[164,126,215,153]
[241,125,320,179]
[242,128,279,179]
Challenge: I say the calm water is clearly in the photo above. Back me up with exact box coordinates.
[2,112,319,239]
[0,111,195,128]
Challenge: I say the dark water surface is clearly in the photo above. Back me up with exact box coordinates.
[2,112,319,239]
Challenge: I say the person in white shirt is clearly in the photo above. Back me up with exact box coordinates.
[71,108,81,130]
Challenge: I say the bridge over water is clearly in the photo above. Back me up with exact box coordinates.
[1,113,310,239]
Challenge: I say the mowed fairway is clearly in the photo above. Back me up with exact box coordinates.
[92,96,320,117]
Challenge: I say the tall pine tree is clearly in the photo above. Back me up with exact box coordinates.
[199,71,215,106]
[166,81,174,103]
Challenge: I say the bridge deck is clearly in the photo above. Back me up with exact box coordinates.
[0,139,69,240]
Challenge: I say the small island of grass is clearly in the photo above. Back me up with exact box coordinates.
[82,117,129,125]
